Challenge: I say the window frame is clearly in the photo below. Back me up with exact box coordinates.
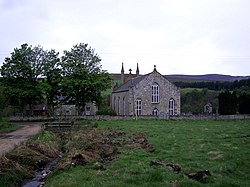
[169,98,174,116]
[152,83,159,103]
[123,97,126,116]
[152,108,158,116]
[136,99,142,116]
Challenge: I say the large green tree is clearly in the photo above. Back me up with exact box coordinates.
[40,49,62,116]
[0,44,45,115]
[61,43,112,115]
[0,81,5,118]
[181,88,219,114]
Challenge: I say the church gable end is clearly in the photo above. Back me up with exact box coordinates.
[111,65,181,116]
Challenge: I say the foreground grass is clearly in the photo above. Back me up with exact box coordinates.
[45,120,250,187]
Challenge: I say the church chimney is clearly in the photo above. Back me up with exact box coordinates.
[121,63,125,84]
[136,63,139,77]
[127,68,133,81]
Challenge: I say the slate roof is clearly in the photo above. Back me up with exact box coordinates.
[112,74,146,93]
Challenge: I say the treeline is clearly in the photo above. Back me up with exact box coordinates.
[0,43,112,117]
[175,78,250,90]
[219,90,250,115]
[181,89,219,115]
[180,78,250,115]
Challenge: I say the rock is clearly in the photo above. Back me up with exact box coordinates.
[37,159,47,168]
[150,160,181,173]
[39,182,45,187]
[144,144,155,152]
[94,162,105,170]
[72,154,87,166]
[166,163,181,173]
[184,170,211,183]
[150,159,164,166]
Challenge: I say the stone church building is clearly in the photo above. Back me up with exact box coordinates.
[111,64,181,116]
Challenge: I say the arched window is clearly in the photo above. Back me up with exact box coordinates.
[152,83,159,103]
[118,97,120,115]
[136,99,142,116]
[123,97,126,116]
[152,108,158,116]
[114,96,116,111]
[169,98,175,116]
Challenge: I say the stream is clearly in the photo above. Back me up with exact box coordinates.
[22,157,59,187]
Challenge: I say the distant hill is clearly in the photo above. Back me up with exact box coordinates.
[165,74,250,82]
[111,73,250,82]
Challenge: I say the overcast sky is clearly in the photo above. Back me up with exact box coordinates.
[0,0,250,76]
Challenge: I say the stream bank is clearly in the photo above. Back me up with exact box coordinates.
[1,121,155,187]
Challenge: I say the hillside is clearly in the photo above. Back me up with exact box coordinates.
[165,74,250,82]
[111,73,250,82]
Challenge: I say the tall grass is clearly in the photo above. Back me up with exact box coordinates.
[45,119,250,187]
[0,130,61,187]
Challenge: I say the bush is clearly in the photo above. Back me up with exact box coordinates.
[96,107,116,116]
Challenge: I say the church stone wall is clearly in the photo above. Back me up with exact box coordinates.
[133,71,180,115]
[111,70,181,116]
[111,91,130,115]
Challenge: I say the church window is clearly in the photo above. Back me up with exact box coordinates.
[136,99,142,116]
[114,96,116,111]
[152,83,159,103]
[169,98,174,116]
[123,97,126,115]
[152,108,158,116]
[118,97,120,115]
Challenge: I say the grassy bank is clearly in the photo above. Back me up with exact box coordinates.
[0,118,21,132]
[45,120,250,187]
[0,130,60,187]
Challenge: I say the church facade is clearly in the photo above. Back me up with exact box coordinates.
[111,64,181,116]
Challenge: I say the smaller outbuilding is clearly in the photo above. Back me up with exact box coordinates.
[204,103,212,114]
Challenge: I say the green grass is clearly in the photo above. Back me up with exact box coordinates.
[0,118,21,132]
[181,88,220,94]
[181,88,204,94]
[45,119,250,187]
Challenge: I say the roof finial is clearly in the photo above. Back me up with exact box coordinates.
[154,65,156,71]
[136,63,139,77]
[121,62,125,84]
[121,62,124,73]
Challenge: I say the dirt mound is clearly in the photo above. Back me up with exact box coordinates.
[57,128,155,170]
[124,132,155,152]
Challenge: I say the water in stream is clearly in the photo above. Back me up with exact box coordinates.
[22,157,59,187]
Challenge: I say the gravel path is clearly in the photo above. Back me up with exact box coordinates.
[0,123,42,156]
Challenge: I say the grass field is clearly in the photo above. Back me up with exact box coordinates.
[0,118,21,132]
[44,120,250,187]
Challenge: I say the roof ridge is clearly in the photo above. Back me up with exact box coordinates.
[112,74,146,93]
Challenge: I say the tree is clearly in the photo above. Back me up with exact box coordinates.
[0,81,5,118]
[0,44,44,115]
[40,49,62,116]
[181,88,219,114]
[61,43,112,115]
[238,92,250,114]
[218,90,237,115]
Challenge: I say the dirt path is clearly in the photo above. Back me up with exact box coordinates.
[0,123,42,156]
